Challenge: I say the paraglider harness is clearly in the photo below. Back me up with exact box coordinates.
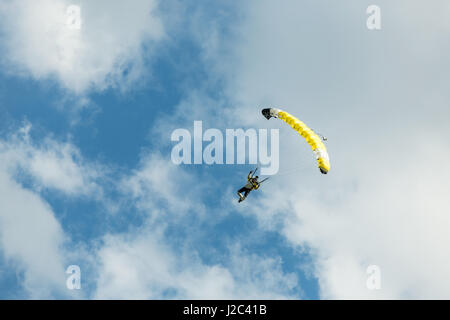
[237,168,269,202]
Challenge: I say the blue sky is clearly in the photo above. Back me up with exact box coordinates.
[0,0,450,299]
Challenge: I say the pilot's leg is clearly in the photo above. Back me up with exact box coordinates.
[237,187,246,200]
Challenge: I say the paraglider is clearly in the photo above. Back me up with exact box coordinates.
[261,108,330,174]
[236,108,329,203]
[237,168,269,203]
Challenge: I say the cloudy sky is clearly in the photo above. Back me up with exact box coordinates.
[0,0,449,299]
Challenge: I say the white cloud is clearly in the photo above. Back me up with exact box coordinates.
[0,123,101,298]
[0,0,164,94]
[4,0,449,300]
[0,122,102,196]
[120,152,208,219]
[0,122,299,299]
[0,122,115,297]
[94,229,298,299]
[189,0,450,299]
[94,151,299,299]
[0,169,68,298]
[282,137,450,299]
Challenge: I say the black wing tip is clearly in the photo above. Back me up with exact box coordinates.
[261,108,272,120]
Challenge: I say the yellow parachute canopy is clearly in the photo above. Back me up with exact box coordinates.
[262,108,330,174]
